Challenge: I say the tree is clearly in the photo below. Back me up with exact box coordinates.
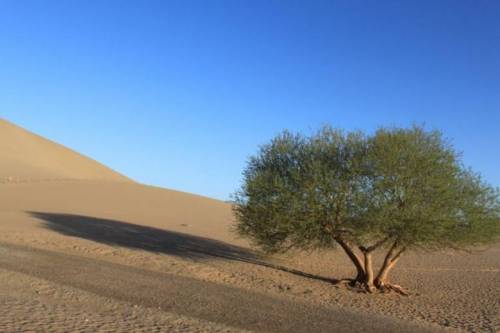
[233,126,500,294]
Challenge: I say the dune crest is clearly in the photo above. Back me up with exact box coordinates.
[0,118,131,183]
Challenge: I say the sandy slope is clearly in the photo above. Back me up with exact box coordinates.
[0,119,498,332]
[0,118,130,182]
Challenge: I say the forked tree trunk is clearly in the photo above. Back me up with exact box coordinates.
[374,244,405,288]
[374,241,397,287]
[335,237,408,295]
[374,258,400,287]
[372,242,407,296]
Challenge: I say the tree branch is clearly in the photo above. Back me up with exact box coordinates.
[360,236,390,253]
[334,236,366,279]
[390,246,406,263]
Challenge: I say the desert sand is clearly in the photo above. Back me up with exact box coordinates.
[0,119,131,183]
[0,118,498,332]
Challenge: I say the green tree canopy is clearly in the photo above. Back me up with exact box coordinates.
[233,125,500,293]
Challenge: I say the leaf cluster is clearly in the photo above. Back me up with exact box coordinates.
[233,126,500,253]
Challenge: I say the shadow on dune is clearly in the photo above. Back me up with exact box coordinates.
[29,211,340,284]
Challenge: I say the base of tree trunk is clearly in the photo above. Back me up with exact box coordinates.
[375,283,409,296]
[342,279,410,296]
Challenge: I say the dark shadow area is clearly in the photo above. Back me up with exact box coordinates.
[29,211,339,284]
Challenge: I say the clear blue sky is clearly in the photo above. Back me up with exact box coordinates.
[1,1,499,200]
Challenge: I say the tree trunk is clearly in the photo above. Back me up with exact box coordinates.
[374,241,397,287]
[334,237,365,282]
[374,244,405,293]
[374,258,399,287]
[335,237,408,295]
[362,251,375,292]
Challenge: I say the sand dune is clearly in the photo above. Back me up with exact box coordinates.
[0,119,498,332]
[0,118,131,183]
[0,118,234,242]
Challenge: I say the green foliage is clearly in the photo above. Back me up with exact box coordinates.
[233,125,500,254]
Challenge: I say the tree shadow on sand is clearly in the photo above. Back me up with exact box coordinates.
[29,211,340,284]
